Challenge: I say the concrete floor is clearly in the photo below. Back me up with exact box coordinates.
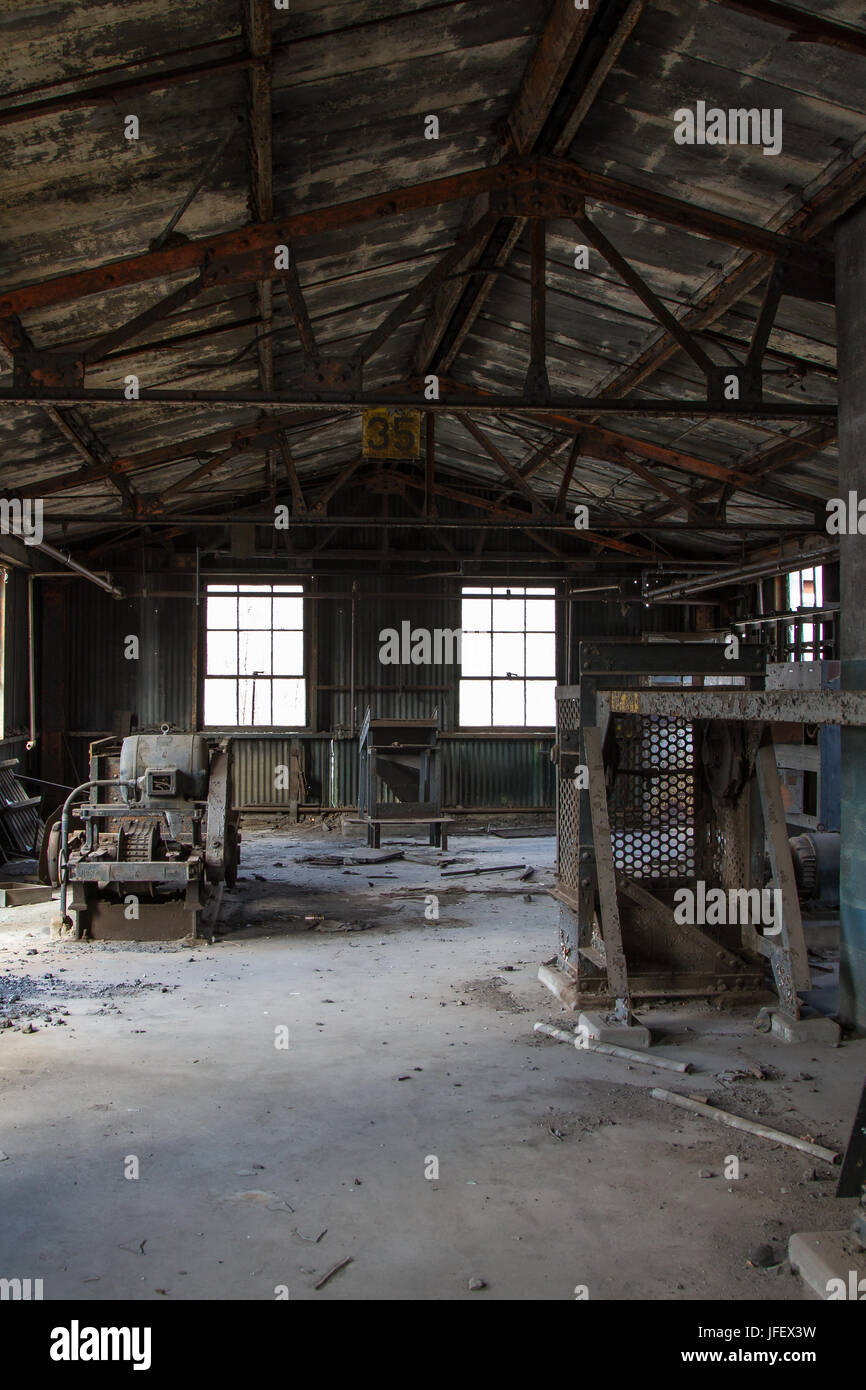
[0,825,862,1301]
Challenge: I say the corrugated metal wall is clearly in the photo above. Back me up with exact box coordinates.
[37,571,690,812]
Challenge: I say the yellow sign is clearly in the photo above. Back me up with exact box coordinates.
[362,408,422,460]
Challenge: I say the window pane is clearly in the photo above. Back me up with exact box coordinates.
[493,680,524,724]
[273,584,303,593]
[526,631,555,675]
[238,629,272,676]
[238,595,271,630]
[462,598,491,633]
[273,678,306,725]
[459,680,491,726]
[204,679,236,725]
[273,630,303,675]
[492,631,525,677]
[207,629,237,676]
[207,584,237,593]
[492,597,525,631]
[207,596,237,629]
[461,631,491,677]
[526,596,555,631]
[238,678,271,726]
[526,680,556,727]
[273,596,303,630]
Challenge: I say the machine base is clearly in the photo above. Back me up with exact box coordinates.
[756,1006,842,1046]
[52,884,224,943]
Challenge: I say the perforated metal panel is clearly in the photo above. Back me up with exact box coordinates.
[608,714,696,880]
[556,693,580,891]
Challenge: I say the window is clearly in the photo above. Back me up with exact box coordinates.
[787,566,823,661]
[204,583,305,727]
[459,586,556,727]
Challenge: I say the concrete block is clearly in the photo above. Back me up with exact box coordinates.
[763,1008,841,1046]
[537,964,579,1011]
[578,1010,651,1049]
[788,1229,866,1301]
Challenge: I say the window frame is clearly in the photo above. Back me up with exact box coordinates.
[199,581,308,731]
[457,583,558,731]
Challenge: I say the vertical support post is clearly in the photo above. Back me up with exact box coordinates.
[525,218,550,403]
[425,412,436,518]
[40,583,67,788]
[837,204,866,1029]
[755,738,811,1013]
[584,724,629,1002]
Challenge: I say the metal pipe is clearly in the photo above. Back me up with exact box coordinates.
[32,540,124,597]
[58,778,133,924]
[26,573,37,749]
[643,544,838,603]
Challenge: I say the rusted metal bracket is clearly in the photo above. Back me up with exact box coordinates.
[201,245,274,289]
[302,356,363,395]
[491,181,583,220]
[13,350,84,390]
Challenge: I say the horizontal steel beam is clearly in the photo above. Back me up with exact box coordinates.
[604,689,866,725]
[0,388,834,419]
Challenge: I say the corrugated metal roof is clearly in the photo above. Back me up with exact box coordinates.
[0,0,860,570]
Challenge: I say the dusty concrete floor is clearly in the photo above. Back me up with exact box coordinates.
[0,825,861,1302]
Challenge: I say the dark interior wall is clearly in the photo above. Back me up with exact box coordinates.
[34,570,689,811]
[3,567,31,739]
[0,568,35,791]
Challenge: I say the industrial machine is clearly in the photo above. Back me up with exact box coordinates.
[545,640,862,1040]
[357,707,447,848]
[45,725,239,941]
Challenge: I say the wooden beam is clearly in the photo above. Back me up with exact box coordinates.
[0,163,541,320]
[358,210,498,365]
[278,433,308,516]
[83,278,205,364]
[413,0,599,374]
[16,409,332,499]
[455,414,549,514]
[598,150,866,401]
[281,261,318,359]
[712,0,866,57]
[0,157,824,324]
[746,262,785,372]
[547,159,828,270]
[398,473,656,558]
[0,317,136,511]
[525,218,550,400]
[547,0,651,156]
[556,435,581,513]
[507,0,596,152]
[159,446,238,502]
[0,50,261,128]
[576,210,716,375]
[244,0,274,394]
[310,453,364,513]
